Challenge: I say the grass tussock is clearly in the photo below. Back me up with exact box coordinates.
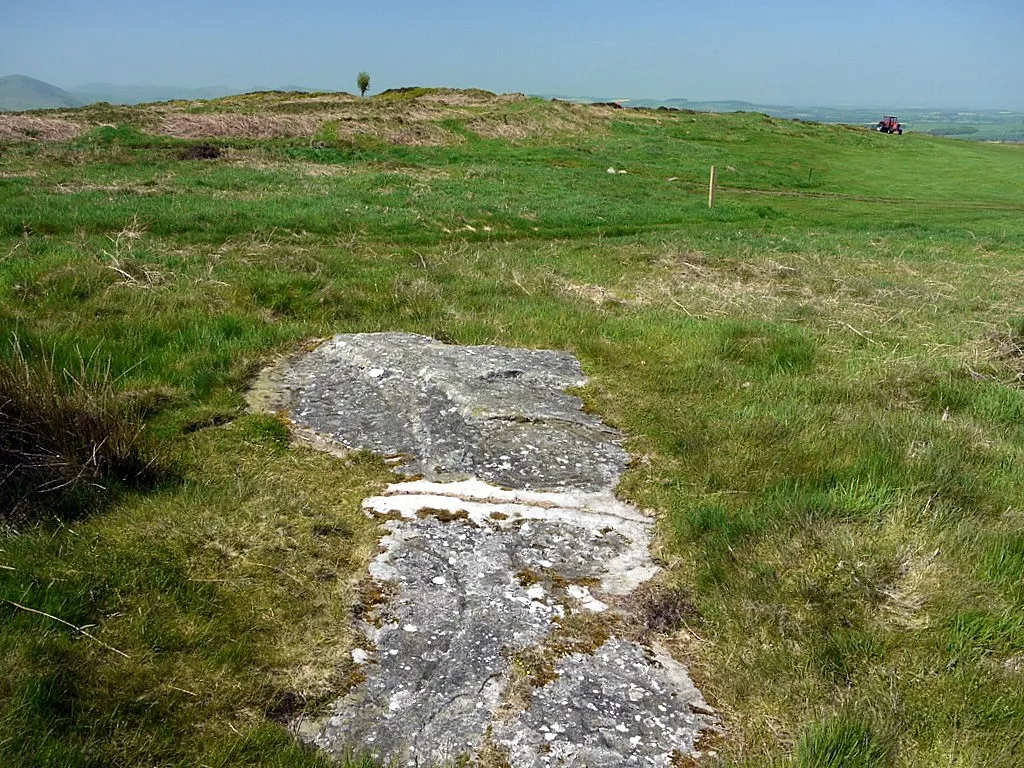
[794,711,894,768]
[989,315,1024,385]
[0,340,163,525]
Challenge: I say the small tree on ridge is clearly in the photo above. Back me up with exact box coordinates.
[357,71,371,97]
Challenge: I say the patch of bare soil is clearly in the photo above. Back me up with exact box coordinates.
[179,142,221,160]
[0,116,82,142]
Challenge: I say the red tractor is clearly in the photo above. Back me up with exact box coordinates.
[875,115,903,135]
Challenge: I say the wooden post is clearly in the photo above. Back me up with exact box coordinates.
[708,165,717,209]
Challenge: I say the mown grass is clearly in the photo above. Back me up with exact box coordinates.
[1,91,1023,767]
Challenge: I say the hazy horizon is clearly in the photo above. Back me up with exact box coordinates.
[6,1,1023,111]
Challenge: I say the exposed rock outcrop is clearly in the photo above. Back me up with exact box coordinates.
[256,333,717,767]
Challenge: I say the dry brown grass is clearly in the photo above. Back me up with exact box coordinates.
[878,545,945,629]
[148,92,604,144]
[100,217,171,290]
[416,90,527,106]
[987,321,1024,384]
[53,180,168,195]
[333,116,455,146]
[620,244,1024,344]
[268,93,359,107]
[226,155,362,177]
[294,163,359,177]
[467,102,611,140]
[155,110,459,145]
[628,248,816,319]
[157,114,322,139]
[0,115,82,142]
[558,279,627,308]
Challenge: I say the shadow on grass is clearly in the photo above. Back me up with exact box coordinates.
[0,339,175,528]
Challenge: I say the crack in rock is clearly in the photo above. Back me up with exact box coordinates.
[258,333,717,766]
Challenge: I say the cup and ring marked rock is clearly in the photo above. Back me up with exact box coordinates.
[253,332,717,767]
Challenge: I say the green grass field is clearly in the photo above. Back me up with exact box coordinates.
[2,90,1023,767]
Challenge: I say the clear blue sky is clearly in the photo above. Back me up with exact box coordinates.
[5,0,1023,108]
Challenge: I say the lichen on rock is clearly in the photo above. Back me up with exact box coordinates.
[257,333,717,766]
[274,332,626,491]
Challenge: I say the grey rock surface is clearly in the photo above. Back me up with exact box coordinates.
[275,332,627,491]
[495,638,710,767]
[259,333,717,767]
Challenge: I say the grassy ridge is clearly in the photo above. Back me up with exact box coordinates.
[1,92,1023,767]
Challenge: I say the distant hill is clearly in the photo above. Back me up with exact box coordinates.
[544,94,883,122]
[0,74,85,111]
[67,82,240,105]
[542,94,1024,141]
[68,83,320,105]
[0,76,322,110]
